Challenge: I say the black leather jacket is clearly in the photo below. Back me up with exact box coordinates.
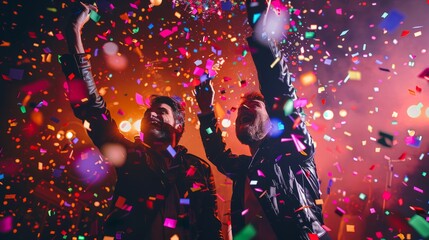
[198,36,328,240]
[60,54,223,240]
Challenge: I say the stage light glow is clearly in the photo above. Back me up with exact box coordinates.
[339,109,348,117]
[150,0,162,7]
[65,130,75,139]
[313,111,321,120]
[119,120,132,132]
[221,118,231,128]
[133,119,142,131]
[101,143,127,167]
[300,72,317,86]
[102,42,119,56]
[56,130,65,140]
[323,110,334,120]
[407,104,422,118]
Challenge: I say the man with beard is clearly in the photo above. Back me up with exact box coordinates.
[60,3,223,239]
[194,0,330,239]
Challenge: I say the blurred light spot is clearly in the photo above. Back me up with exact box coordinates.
[65,130,75,139]
[221,118,231,128]
[119,120,132,132]
[102,42,118,56]
[407,105,421,118]
[56,130,65,140]
[101,143,127,167]
[323,110,334,120]
[339,109,348,117]
[106,54,128,71]
[300,72,317,86]
[133,119,142,131]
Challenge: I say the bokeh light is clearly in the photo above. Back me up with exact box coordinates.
[133,119,142,131]
[65,130,75,140]
[300,71,317,86]
[407,104,422,118]
[102,42,119,56]
[221,118,231,128]
[323,110,334,120]
[100,143,127,167]
[119,120,132,132]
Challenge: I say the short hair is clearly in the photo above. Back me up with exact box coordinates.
[150,94,185,130]
[240,91,265,104]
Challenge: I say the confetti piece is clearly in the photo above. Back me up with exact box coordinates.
[335,207,346,216]
[0,216,12,233]
[379,10,405,32]
[164,218,177,229]
[166,145,176,157]
[418,68,429,80]
[377,131,394,147]
[234,224,256,240]
[89,10,101,22]
[179,198,190,205]
[408,215,429,238]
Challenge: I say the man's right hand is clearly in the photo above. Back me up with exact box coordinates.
[68,2,98,34]
[65,2,98,54]
[194,80,215,115]
[245,0,268,29]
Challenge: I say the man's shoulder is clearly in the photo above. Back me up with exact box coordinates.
[183,152,212,169]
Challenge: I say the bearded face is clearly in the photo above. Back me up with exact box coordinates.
[235,100,271,145]
[140,103,181,146]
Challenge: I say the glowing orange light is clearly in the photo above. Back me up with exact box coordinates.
[300,72,317,86]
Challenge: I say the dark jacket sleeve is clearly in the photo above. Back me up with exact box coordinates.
[247,36,315,160]
[246,36,296,115]
[195,157,224,240]
[198,112,250,180]
[60,54,124,148]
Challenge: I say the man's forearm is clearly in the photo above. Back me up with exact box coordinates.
[66,28,85,54]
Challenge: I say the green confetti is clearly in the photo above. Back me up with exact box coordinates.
[409,215,429,238]
[234,224,256,240]
[20,105,26,113]
[305,31,315,39]
[283,99,294,116]
[46,7,57,13]
[90,11,101,22]
[205,127,213,134]
[132,27,140,34]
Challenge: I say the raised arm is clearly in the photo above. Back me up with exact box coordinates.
[61,3,123,149]
[195,81,250,179]
[246,0,297,116]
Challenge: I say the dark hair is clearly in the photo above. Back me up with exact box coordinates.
[241,91,265,103]
[150,94,185,130]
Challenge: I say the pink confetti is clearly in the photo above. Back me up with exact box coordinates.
[257,169,265,177]
[164,218,177,229]
[135,93,144,105]
[413,186,424,193]
[382,191,392,200]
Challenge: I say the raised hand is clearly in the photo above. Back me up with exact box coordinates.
[68,2,98,33]
[194,80,215,115]
[245,0,268,29]
[65,2,98,54]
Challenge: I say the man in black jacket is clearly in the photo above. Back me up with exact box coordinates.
[60,3,223,239]
[195,0,330,239]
